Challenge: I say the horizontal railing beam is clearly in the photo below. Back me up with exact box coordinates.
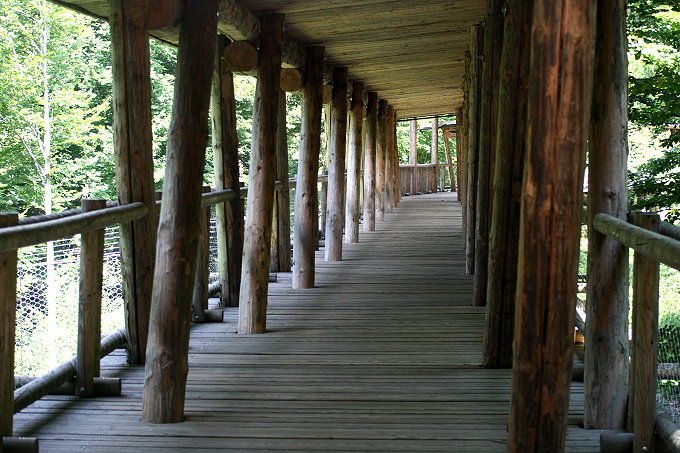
[593,213,680,270]
[0,203,147,253]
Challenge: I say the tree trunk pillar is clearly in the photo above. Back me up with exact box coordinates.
[362,92,378,232]
[466,25,482,275]
[508,0,594,449]
[431,117,439,192]
[292,46,325,289]
[211,35,243,308]
[325,67,349,261]
[483,0,532,369]
[385,105,395,212]
[142,0,217,423]
[109,0,156,365]
[270,89,292,272]
[238,13,284,334]
[584,0,629,430]
[375,100,388,221]
[345,81,364,243]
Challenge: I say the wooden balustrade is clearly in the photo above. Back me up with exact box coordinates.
[398,164,438,196]
[592,211,680,451]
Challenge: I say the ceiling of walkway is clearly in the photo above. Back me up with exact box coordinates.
[56,0,487,119]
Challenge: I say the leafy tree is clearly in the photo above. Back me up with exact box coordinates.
[627,1,680,220]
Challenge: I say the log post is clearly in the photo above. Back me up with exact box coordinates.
[141,0,217,423]
[362,92,378,232]
[456,107,464,202]
[431,117,439,192]
[0,213,18,437]
[109,0,157,365]
[375,100,388,221]
[630,212,660,452]
[76,199,106,397]
[409,119,418,195]
[238,13,284,334]
[391,110,400,204]
[385,105,395,212]
[584,0,629,430]
[325,67,349,261]
[508,0,594,449]
[443,134,456,193]
[466,24,482,275]
[211,35,244,308]
[270,89,292,272]
[192,187,211,323]
[461,53,470,240]
[474,0,504,308]
[345,81,364,243]
[292,46,324,289]
[483,0,532,368]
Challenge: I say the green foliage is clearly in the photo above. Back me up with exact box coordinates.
[627,1,680,219]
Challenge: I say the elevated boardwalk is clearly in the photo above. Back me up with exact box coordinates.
[14,193,600,452]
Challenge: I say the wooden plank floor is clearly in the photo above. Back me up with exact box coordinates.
[14,192,601,452]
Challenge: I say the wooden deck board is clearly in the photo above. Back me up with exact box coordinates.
[13,193,601,452]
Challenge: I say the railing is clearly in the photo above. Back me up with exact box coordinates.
[0,173,336,449]
[592,212,680,451]
[399,164,445,196]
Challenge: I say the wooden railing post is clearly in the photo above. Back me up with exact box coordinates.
[0,213,19,438]
[325,67,348,261]
[211,35,244,308]
[344,81,364,243]
[76,200,106,397]
[292,46,324,289]
[362,92,378,232]
[192,187,211,323]
[239,13,284,334]
[142,0,217,423]
[630,212,660,452]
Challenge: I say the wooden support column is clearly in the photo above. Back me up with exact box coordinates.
[292,46,324,289]
[0,213,18,437]
[483,0,532,369]
[584,0,629,430]
[474,0,504,308]
[461,55,470,238]
[362,92,378,232]
[141,0,217,423]
[630,212,660,452]
[192,187,211,323]
[466,25,482,275]
[211,35,243,308]
[508,0,594,449]
[385,105,395,212]
[270,89,292,272]
[443,132,456,193]
[76,199,106,397]
[325,67,349,261]
[455,108,463,199]
[109,0,156,365]
[431,117,439,192]
[238,13,284,334]
[393,110,400,204]
[409,119,418,195]
[345,81,364,243]
[376,100,388,221]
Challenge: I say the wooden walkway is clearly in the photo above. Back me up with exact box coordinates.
[14,193,600,452]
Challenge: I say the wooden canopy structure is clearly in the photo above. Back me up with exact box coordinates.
[4,0,673,452]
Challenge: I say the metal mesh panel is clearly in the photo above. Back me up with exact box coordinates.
[14,226,124,376]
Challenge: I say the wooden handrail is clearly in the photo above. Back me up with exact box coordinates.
[660,221,680,242]
[0,202,147,253]
[593,213,680,270]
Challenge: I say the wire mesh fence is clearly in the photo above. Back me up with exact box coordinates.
[15,226,125,376]
[656,264,680,422]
